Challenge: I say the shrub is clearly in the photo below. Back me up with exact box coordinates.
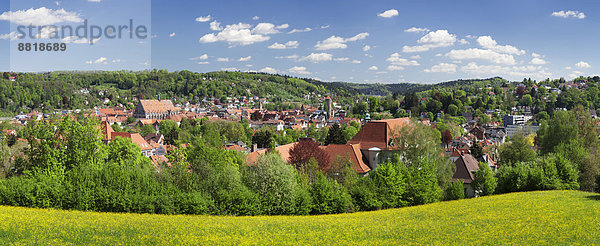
[472,162,497,196]
[443,181,465,201]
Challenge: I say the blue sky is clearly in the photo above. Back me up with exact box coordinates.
[1,0,599,84]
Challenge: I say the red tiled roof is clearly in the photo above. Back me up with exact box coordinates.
[348,118,411,150]
[321,144,371,173]
[245,142,296,165]
[139,100,176,114]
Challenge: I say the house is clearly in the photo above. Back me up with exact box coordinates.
[469,126,485,140]
[133,99,177,119]
[452,153,480,197]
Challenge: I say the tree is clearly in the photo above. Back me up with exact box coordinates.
[384,120,454,190]
[499,134,536,165]
[520,94,533,106]
[243,153,299,215]
[443,181,465,201]
[472,162,497,196]
[342,126,358,142]
[288,138,330,170]
[447,104,458,116]
[308,171,351,214]
[324,124,345,145]
[140,124,155,137]
[537,110,578,154]
[470,141,483,160]
[441,130,452,148]
[252,129,274,148]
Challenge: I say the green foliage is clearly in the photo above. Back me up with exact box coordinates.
[308,171,352,215]
[496,154,579,194]
[499,134,536,166]
[351,157,407,211]
[472,162,497,196]
[243,153,299,215]
[537,110,578,154]
[443,181,465,201]
[324,123,345,145]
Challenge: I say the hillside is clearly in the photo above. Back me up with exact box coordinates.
[0,70,509,115]
[1,190,598,245]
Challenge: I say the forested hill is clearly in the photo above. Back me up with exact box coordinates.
[0,70,506,115]
[335,77,508,96]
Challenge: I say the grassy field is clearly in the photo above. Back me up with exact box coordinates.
[0,190,599,245]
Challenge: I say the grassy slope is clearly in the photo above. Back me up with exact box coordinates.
[0,190,599,245]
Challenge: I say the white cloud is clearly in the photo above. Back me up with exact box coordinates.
[217,57,229,62]
[197,61,210,65]
[378,9,399,18]
[368,66,378,71]
[530,58,547,65]
[552,10,586,19]
[565,66,572,70]
[169,32,176,37]
[196,15,211,22]
[351,60,361,64]
[238,56,251,61]
[221,67,238,71]
[259,67,278,74]
[461,62,552,79]
[458,39,469,45]
[252,16,259,20]
[575,61,591,68]
[252,23,279,35]
[532,52,542,58]
[276,24,289,29]
[88,0,101,2]
[424,63,457,73]
[476,36,525,55]
[275,54,299,60]
[387,65,404,71]
[210,21,223,31]
[111,59,120,63]
[61,36,99,44]
[300,53,333,63]
[190,54,209,60]
[334,57,349,62]
[315,32,369,50]
[446,48,516,65]
[386,53,420,66]
[569,70,584,79]
[199,22,270,45]
[0,32,22,40]
[321,25,330,29]
[86,57,107,64]
[402,30,456,53]
[289,66,311,75]
[288,28,311,34]
[410,55,421,59]
[404,27,429,33]
[268,40,299,49]
[362,45,371,51]
[0,7,83,26]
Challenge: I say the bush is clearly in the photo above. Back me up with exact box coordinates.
[443,181,465,201]
[309,172,351,215]
[472,162,497,196]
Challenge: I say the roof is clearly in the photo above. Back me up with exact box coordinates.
[111,132,153,150]
[138,100,176,114]
[348,117,411,150]
[321,144,371,173]
[245,142,296,164]
[100,121,114,140]
[452,154,480,183]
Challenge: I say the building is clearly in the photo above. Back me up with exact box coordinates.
[452,153,480,197]
[133,99,177,119]
[503,114,532,127]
